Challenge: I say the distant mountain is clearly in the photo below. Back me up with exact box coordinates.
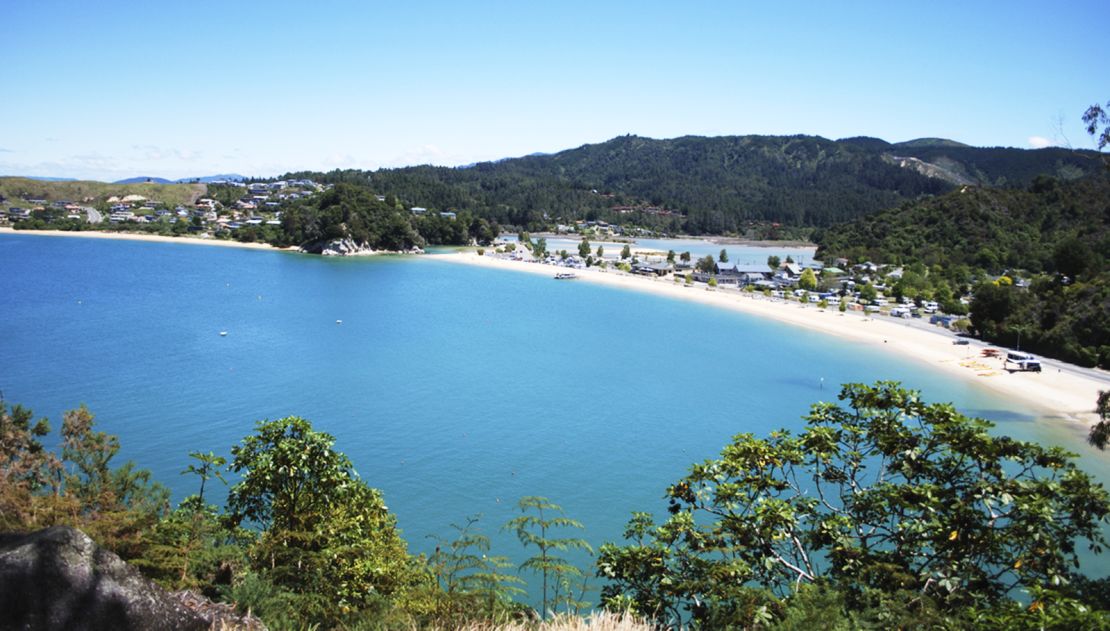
[893,138,973,149]
[286,134,1102,233]
[110,174,246,185]
[114,176,173,184]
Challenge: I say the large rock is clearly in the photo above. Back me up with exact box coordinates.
[300,237,376,256]
[0,526,261,631]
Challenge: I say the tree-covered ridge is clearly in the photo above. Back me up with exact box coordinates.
[814,174,1110,367]
[274,183,499,251]
[814,175,1110,273]
[284,134,1101,234]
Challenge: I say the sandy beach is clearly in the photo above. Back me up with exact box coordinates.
[436,251,1110,427]
[0,227,295,252]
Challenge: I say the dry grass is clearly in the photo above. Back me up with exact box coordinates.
[425,611,652,631]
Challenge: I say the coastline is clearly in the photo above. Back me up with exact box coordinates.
[0,227,296,252]
[434,251,1110,428]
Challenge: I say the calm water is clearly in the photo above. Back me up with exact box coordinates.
[505,234,817,265]
[2,232,1107,598]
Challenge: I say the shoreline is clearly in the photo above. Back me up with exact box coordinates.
[0,226,296,251]
[434,251,1110,428]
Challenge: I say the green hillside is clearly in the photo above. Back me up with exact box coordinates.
[815,174,1110,367]
[814,175,1110,274]
[284,134,1101,233]
[0,177,206,208]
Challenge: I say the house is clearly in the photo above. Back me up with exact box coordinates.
[7,208,31,221]
[439,211,456,219]
[633,261,674,276]
[410,207,427,215]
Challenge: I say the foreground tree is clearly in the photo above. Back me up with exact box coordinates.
[505,496,592,619]
[1083,100,1110,153]
[228,416,419,623]
[422,515,525,626]
[1087,391,1110,450]
[598,382,1110,626]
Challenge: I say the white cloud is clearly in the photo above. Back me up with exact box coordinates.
[1028,135,1055,149]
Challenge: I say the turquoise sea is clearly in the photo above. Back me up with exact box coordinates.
[2,232,1108,596]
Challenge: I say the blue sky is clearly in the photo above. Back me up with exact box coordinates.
[2,0,1106,181]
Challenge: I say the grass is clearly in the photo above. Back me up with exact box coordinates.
[421,611,652,631]
[0,177,207,208]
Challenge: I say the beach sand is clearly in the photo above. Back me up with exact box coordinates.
[0,227,294,252]
[436,251,1110,428]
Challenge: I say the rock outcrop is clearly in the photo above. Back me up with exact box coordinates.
[0,526,263,630]
[300,237,376,256]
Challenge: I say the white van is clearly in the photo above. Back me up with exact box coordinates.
[1004,351,1042,373]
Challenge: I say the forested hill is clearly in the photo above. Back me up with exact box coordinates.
[813,174,1110,274]
[814,173,1110,368]
[284,135,1101,233]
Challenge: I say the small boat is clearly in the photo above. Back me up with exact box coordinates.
[219,331,228,336]
[554,272,577,280]
[336,319,343,324]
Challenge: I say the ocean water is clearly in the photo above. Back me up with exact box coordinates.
[2,232,1107,598]
[504,234,817,265]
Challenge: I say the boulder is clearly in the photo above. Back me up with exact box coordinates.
[300,237,375,256]
[0,526,262,630]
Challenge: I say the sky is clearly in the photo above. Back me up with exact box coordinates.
[2,0,1107,181]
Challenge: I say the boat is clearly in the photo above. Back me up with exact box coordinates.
[219,331,228,336]
[554,272,577,280]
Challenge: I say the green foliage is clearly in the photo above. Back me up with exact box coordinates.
[1084,101,1110,152]
[578,239,591,259]
[718,249,728,263]
[227,416,420,626]
[695,255,716,273]
[598,382,1110,627]
[286,135,1100,235]
[968,274,1110,367]
[707,277,718,288]
[505,496,593,619]
[417,515,526,627]
[0,403,167,560]
[279,183,425,251]
[816,176,1109,277]
[621,244,632,260]
[858,283,877,303]
[1087,391,1110,451]
[799,268,818,290]
[768,254,781,270]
